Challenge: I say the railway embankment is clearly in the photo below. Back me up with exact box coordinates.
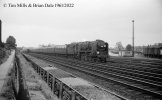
[0,49,11,65]
[0,51,58,100]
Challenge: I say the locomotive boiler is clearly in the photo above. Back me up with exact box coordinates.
[66,40,108,62]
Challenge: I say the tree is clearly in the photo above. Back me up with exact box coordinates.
[115,42,124,51]
[126,44,132,51]
[6,36,16,49]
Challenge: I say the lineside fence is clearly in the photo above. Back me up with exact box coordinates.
[23,54,89,100]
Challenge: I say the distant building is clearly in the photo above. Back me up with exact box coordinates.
[119,50,132,57]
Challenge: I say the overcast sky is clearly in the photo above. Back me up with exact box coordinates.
[0,0,162,47]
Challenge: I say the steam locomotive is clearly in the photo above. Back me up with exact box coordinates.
[29,40,109,62]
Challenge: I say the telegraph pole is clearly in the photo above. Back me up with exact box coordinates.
[132,20,134,57]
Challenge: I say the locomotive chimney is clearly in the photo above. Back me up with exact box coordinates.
[0,20,2,46]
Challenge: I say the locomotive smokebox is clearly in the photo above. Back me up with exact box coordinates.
[0,20,2,45]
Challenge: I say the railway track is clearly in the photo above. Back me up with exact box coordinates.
[27,53,162,100]
[108,56,162,67]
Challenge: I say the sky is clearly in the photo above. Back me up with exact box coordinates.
[0,0,162,47]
